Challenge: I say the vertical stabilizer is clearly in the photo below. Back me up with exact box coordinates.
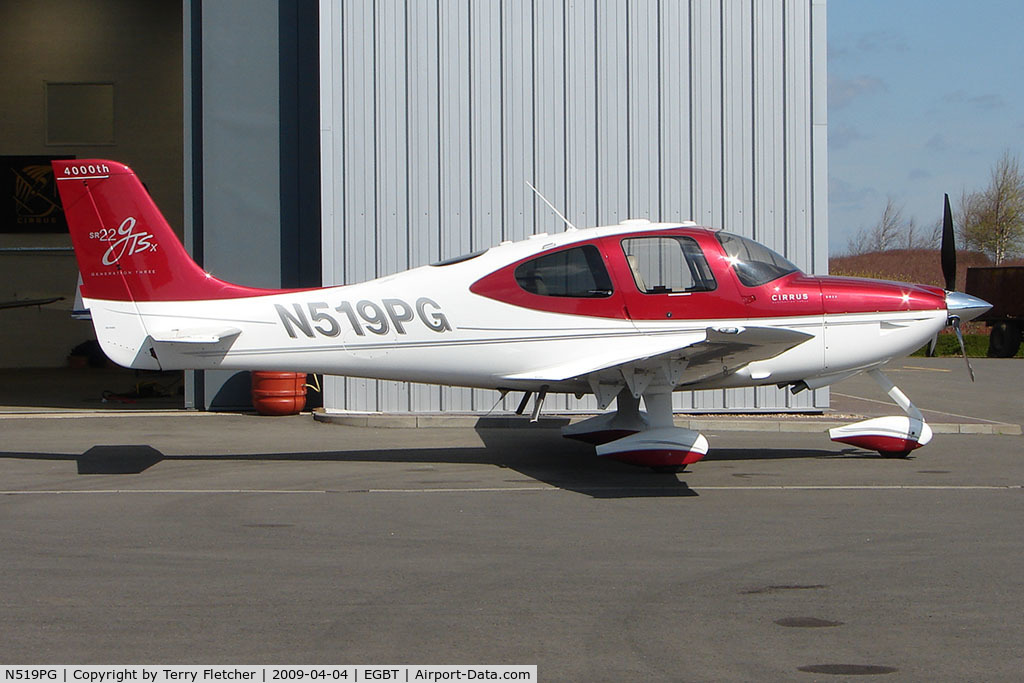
[53,159,275,302]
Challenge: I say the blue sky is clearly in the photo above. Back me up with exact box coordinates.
[828,0,1024,254]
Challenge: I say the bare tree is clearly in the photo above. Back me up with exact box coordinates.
[958,151,1024,264]
[847,197,915,255]
[902,216,941,249]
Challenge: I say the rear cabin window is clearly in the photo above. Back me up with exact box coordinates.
[621,236,717,293]
[514,245,613,298]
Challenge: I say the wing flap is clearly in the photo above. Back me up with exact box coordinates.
[666,326,813,385]
[501,326,812,386]
[500,331,705,383]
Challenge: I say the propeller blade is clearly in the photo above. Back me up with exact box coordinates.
[950,316,975,382]
[941,193,957,291]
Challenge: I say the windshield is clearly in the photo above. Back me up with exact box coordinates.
[716,232,800,287]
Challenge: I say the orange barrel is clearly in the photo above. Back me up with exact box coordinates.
[250,371,307,416]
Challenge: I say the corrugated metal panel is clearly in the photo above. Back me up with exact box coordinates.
[721,0,757,412]
[659,0,691,224]
[597,0,628,226]
[407,0,442,412]
[437,0,475,412]
[784,0,816,411]
[628,0,661,221]
[320,0,828,414]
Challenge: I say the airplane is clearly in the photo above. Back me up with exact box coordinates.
[53,159,991,472]
[0,296,63,311]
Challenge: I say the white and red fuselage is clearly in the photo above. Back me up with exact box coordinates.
[54,160,990,470]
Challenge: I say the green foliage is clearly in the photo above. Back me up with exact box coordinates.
[910,333,1023,358]
[958,151,1024,264]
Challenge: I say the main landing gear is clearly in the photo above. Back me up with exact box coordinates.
[828,369,933,458]
[562,388,709,470]
[560,368,933,469]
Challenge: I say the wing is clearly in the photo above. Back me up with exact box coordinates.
[501,326,812,404]
[0,296,63,311]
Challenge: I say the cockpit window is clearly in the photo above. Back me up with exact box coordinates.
[716,232,800,287]
[514,245,613,298]
[621,236,717,293]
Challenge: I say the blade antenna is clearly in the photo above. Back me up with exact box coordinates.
[526,180,578,232]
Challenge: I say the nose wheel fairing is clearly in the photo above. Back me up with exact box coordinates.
[829,368,933,457]
[829,416,933,456]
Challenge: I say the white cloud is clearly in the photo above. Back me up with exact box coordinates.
[829,176,878,211]
[926,134,948,153]
[968,94,1006,110]
[829,75,888,109]
[828,30,908,63]
[829,123,864,150]
[943,90,1007,110]
[855,30,909,54]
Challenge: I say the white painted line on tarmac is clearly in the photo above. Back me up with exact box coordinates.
[693,485,1024,490]
[2,484,1021,496]
[367,486,555,493]
[832,391,1012,425]
[0,411,228,420]
[367,484,1023,493]
[0,489,329,495]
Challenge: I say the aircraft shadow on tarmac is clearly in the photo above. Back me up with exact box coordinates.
[0,428,863,499]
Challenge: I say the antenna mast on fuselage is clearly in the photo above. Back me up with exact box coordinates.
[526,180,578,232]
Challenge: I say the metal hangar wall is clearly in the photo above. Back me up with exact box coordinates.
[319,0,829,414]
[184,0,321,409]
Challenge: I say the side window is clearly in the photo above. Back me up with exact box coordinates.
[621,236,717,293]
[514,245,613,298]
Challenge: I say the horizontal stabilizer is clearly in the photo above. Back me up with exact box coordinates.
[148,327,242,344]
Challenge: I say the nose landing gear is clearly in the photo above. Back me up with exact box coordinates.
[829,369,932,458]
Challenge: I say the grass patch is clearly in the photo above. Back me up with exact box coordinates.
[910,333,1024,358]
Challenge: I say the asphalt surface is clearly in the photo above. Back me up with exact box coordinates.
[831,357,1023,429]
[1,397,1023,679]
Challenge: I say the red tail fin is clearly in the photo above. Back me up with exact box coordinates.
[54,159,274,302]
